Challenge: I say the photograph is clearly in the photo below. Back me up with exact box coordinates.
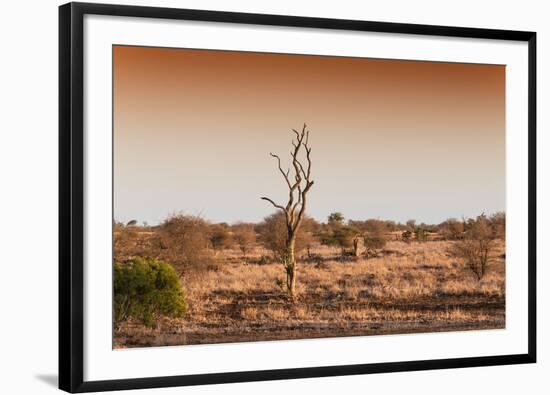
[112,44,506,348]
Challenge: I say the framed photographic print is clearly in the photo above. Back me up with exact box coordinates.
[59,2,536,393]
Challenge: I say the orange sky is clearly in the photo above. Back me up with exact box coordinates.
[113,45,505,225]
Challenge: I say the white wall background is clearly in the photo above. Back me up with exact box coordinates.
[0,0,546,394]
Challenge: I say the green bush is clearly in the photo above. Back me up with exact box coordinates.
[114,257,187,327]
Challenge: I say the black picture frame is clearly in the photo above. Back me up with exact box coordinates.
[59,2,537,393]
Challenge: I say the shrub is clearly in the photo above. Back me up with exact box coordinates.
[349,219,386,234]
[489,212,505,240]
[327,212,345,225]
[414,227,428,242]
[256,212,318,261]
[321,225,359,257]
[406,219,416,230]
[158,214,215,277]
[363,235,386,258]
[450,214,495,280]
[114,224,139,261]
[439,218,464,240]
[231,223,256,261]
[209,223,232,251]
[114,257,187,327]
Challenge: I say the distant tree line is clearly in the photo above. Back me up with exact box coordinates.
[115,211,504,279]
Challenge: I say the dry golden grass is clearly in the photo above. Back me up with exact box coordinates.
[115,240,505,348]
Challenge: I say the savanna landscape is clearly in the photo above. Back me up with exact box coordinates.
[113,46,506,348]
[114,208,505,348]
[113,127,505,348]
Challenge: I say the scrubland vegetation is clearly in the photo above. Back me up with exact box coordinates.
[113,211,505,348]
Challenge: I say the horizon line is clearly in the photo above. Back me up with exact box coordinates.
[114,209,506,227]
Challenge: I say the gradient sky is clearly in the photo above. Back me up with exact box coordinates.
[113,45,505,225]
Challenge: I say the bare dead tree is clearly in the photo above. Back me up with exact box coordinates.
[261,123,314,298]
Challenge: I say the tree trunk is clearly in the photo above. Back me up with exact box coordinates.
[285,237,297,298]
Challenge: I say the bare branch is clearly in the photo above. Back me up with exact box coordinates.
[260,197,286,212]
[304,144,312,180]
[291,185,303,218]
[270,152,292,189]
[296,160,307,180]
[295,180,314,229]
[262,124,313,230]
